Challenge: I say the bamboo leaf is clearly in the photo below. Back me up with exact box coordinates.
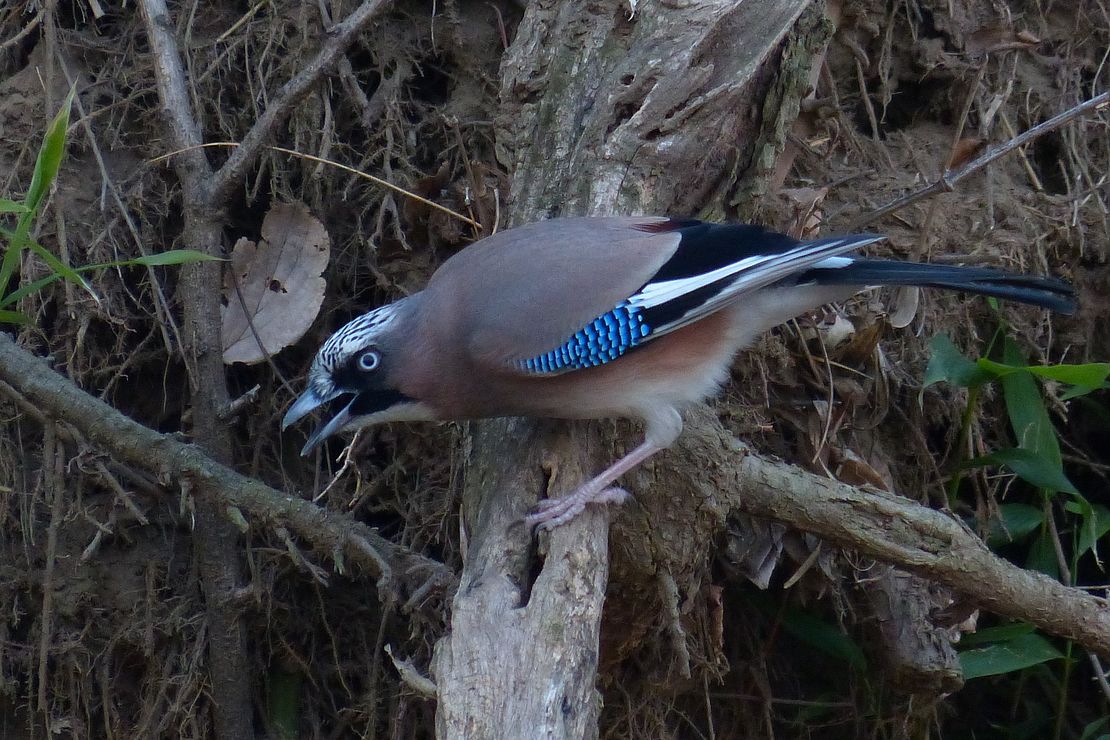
[924,334,993,388]
[985,503,1044,546]
[958,621,1036,647]
[965,448,1078,494]
[780,609,868,669]
[1001,337,1062,470]
[960,633,1064,679]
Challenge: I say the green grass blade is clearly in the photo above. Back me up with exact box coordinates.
[0,272,64,308]
[124,250,223,266]
[25,237,98,304]
[0,199,29,214]
[0,309,31,325]
[0,235,23,302]
[24,86,75,215]
[1,250,219,308]
[1,87,75,302]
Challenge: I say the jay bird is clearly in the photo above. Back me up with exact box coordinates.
[282,216,1075,529]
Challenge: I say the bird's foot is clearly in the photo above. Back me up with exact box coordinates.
[524,486,631,531]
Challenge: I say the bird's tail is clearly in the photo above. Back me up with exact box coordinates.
[804,258,1077,314]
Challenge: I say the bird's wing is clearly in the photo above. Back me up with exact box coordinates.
[429,217,880,375]
[426,216,681,368]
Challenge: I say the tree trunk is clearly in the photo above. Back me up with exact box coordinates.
[432,1,821,735]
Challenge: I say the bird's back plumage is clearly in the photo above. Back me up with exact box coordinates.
[423,217,887,378]
[286,215,1076,528]
[423,216,682,368]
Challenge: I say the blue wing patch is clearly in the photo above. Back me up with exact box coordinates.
[516,302,652,373]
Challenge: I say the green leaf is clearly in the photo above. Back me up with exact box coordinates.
[958,621,1036,647]
[25,237,98,304]
[979,359,1110,400]
[0,272,63,308]
[1028,362,1110,387]
[959,633,1064,679]
[0,250,218,308]
[1026,528,1059,578]
[1001,337,1062,470]
[0,309,30,325]
[979,358,1110,387]
[1067,502,1110,567]
[780,609,867,670]
[0,198,29,214]
[924,334,994,389]
[965,448,1078,494]
[0,227,25,306]
[125,249,223,266]
[985,503,1044,546]
[1060,384,1103,401]
[1079,717,1109,740]
[267,668,301,740]
[24,86,75,215]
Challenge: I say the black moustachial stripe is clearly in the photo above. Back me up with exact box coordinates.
[349,388,416,416]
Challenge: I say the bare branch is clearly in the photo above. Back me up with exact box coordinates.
[0,334,455,607]
[139,0,212,190]
[138,3,253,733]
[660,407,1110,657]
[846,91,1110,232]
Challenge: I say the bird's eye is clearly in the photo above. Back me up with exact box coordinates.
[357,350,381,372]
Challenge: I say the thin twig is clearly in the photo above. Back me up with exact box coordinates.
[214,0,273,43]
[209,0,392,201]
[149,141,481,228]
[845,91,1110,232]
[0,333,453,595]
[140,0,209,184]
[0,7,45,53]
[54,50,191,379]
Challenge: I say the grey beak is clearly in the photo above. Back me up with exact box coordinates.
[282,388,327,430]
[283,388,354,456]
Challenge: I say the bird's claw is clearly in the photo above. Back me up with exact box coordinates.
[525,486,631,531]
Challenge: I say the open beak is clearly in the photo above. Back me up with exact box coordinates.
[282,388,354,456]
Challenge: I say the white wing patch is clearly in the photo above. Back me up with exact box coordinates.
[626,234,883,339]
[812,256,854,269]
[627,238,860,310]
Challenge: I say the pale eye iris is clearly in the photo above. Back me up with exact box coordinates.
[357,350,380,372]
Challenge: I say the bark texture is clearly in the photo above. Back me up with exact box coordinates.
[432,0,818,736]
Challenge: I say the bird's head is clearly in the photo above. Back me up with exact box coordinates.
[282,298,432,455]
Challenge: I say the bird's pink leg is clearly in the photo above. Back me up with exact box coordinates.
[525,440,663,530]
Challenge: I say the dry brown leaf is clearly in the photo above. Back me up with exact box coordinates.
[946,137,987,170]
[966,27,1041,55]
[221,202,331,365]
[833,449,891,491]
[779,186,828,239]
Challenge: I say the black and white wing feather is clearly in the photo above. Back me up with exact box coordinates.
[513,220,881,374]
